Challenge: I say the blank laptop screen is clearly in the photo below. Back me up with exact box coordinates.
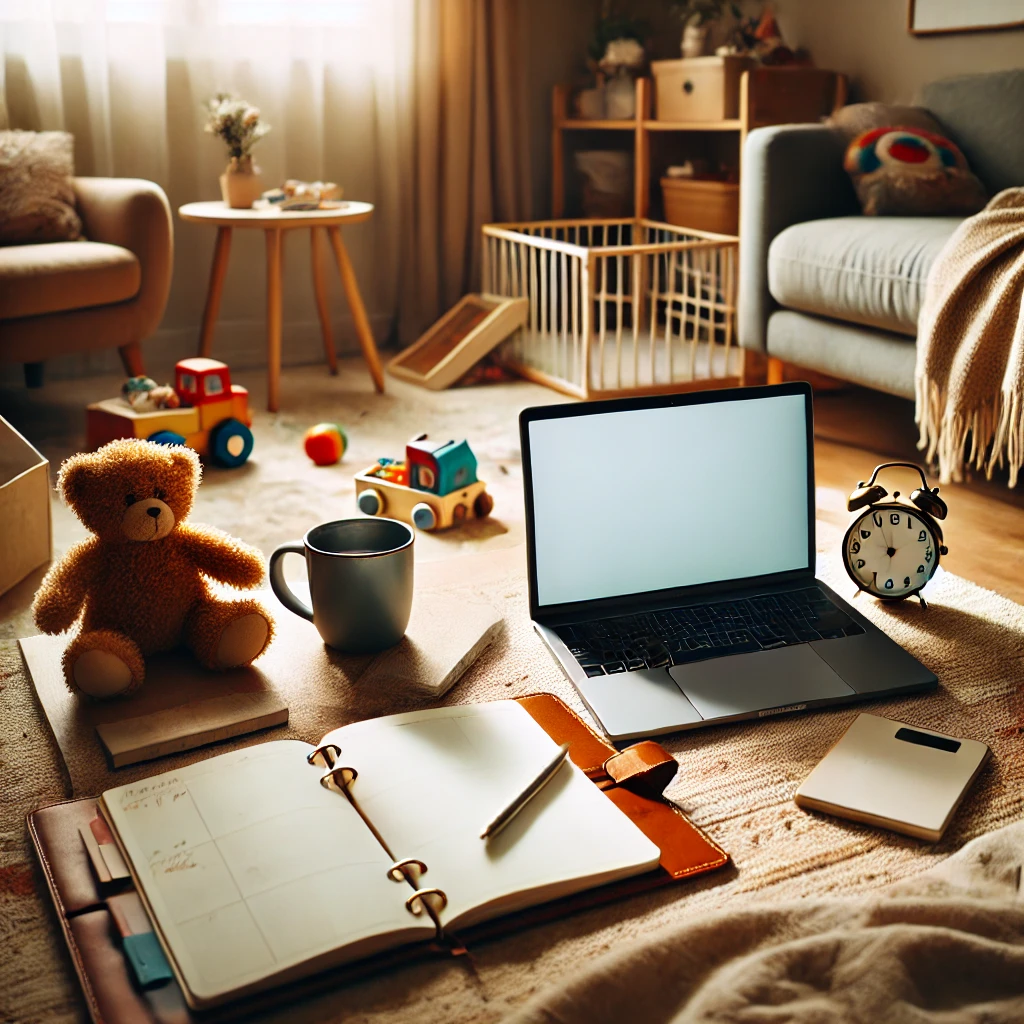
[526,392,811,608]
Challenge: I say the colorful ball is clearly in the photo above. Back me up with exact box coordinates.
[304,422,347,466]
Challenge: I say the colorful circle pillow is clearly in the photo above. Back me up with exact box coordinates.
[843,127,987,216]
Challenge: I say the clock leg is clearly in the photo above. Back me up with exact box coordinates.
[918,593,928,609]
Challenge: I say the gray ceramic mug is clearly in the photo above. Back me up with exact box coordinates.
[269,518,414,654]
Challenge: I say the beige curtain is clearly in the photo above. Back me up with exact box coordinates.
[0,0,532,374]
[398,0,532,340]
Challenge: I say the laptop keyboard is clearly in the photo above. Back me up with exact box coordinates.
[554,586,865,677]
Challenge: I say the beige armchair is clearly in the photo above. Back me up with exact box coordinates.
[0,177,173,386]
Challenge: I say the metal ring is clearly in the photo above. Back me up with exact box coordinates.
[404,887,448,916]
[319,765,358,790]
[307,743,342,768]
[387,858,428,883]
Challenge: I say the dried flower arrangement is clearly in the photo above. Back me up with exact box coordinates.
[203,93,270,160]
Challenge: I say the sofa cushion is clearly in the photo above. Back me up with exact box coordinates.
[0,241,140,320]
[767,215,961,336]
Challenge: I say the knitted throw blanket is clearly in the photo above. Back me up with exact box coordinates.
[916,187,1024,486]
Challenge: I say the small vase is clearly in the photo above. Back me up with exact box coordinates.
[604,73,636,120]
[219,155,263,210]
[681,23,709,59]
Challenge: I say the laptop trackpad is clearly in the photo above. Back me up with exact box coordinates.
[669,645,855,721]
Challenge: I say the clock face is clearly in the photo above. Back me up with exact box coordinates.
[844,505,938,598]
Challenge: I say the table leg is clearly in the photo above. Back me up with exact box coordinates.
[310,228,338,376]
[265,228,283,412]
[327,225,385,393]
[199,226,232,357]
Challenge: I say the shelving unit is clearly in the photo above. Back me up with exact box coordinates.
[551,68,847,224]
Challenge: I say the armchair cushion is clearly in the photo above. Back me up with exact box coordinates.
[0,241,140,320]
[767,215,961,337]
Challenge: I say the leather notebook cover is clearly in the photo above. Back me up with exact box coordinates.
[28,693,729,1024]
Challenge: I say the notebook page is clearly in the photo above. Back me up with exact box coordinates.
[321,702,661,930]
[102,740,433,1008]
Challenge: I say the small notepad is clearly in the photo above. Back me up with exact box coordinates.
[795,713,990,841]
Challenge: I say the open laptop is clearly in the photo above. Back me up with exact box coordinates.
[519,383,937,741]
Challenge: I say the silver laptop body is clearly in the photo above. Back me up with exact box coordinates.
[519,383,936,742]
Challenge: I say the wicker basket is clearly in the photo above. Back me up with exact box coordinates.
[482,218,739,399]
[661,178,739,237]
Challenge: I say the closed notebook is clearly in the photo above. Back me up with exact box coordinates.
[97,700,663,1010]
[795,713,990,841]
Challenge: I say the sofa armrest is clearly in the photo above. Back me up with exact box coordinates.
[72,177,173,341]
[738,125,858,353]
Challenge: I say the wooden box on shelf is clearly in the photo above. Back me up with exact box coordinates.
[650,56,755,123]
[661,177,739,236]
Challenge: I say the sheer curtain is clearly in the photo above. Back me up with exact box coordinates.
[0,0,532,373]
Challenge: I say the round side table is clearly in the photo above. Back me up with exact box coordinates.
[178,200,384,412]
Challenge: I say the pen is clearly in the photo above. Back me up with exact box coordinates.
[480,743,571,840]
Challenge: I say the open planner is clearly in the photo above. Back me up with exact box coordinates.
[98,701,662,1010]
[30,694,729,1021]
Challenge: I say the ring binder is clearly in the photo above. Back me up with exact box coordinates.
[387,858,428,883]
[405,887,449,941]
[319,765,358,790]
[306,743,342,767]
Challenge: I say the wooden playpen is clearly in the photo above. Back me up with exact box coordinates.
[482,218,739,399]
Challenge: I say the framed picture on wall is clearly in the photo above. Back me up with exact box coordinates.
[908,0,1024,34]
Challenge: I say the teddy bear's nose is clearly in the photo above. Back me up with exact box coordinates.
[146,506,161,519]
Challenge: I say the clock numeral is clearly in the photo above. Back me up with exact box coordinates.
[872,512,884,528]
[890,513,900,525]
[851,541,861,554]
[904,576,911,587]
[907,516,913,529]
[918,529,927,542]
[917,565,925,574]
[925,549,932,563]
[884,578,894,590]
[856,559,866,569]
[860,529,871,539]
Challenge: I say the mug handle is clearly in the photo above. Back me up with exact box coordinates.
[269,542,314,622]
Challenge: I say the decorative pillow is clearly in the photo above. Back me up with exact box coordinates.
[0,130,82,244]
[827,102,943,142]
[843,127,988,217]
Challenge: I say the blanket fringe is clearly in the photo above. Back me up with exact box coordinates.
[916,375,1024,487]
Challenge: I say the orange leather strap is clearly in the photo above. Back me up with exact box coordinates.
[603,741,678,795]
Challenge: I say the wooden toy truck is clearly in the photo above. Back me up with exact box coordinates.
[86,358,255,468]
[355,435,494,531]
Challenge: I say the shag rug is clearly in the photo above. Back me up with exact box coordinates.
[2,362,1024,1023]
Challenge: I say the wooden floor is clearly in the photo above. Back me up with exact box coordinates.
[813,387,1024,604]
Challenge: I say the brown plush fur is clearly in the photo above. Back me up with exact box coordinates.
[33,439,273,699]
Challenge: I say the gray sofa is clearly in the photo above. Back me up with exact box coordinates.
[738,69,1024,398]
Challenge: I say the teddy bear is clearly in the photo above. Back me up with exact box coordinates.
[33,438,274,699]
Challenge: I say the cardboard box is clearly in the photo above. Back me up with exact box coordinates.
[0,416,52,596]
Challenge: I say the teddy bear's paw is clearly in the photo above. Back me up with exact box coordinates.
[215,612,271,668]
[73,649,138,699]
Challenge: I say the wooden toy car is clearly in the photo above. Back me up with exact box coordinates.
[86,358,254,467]
[355,435,494,531]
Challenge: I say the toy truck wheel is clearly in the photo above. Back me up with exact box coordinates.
[411,502,437,531]
[358,489,384,516]
[209,418,254,468]
[147,430,187,447]
[474,491,494,518]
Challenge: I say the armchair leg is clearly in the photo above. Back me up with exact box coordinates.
[24,362,44,388]
[119,342,145,378]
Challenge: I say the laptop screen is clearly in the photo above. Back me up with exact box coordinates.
[523,388,812,610]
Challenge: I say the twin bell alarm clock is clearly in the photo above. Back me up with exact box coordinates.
[843,462,948,606]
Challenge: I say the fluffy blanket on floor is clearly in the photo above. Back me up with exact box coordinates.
[916,187,1024,485]
[506,822,1024,1024]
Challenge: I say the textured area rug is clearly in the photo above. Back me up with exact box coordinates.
[3,529,1024,1024]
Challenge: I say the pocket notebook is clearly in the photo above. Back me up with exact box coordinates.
[86,698,702,1012]
[795,713,991,842]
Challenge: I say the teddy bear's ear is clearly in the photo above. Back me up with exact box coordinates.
[57,452,98,507]
[169,446,202,487]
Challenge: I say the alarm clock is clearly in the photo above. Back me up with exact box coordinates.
[843,462,948,606]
